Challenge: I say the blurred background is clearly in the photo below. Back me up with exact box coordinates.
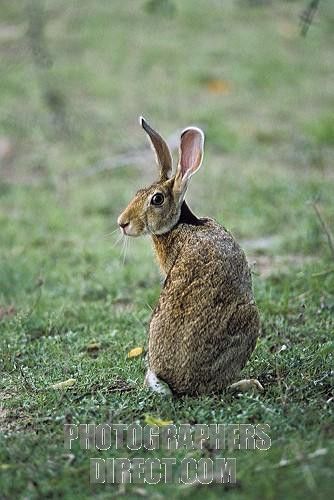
[0,1,334,497]
[1,0,333,261]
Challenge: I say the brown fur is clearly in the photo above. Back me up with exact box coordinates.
[150,215,259,395]
[118,118,260,395]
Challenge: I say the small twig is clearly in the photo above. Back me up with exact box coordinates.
[256,448,327,471]
[311,202,334,259]
[275,358,290,409]
[300,0,320,36]
[72,380,134,401]
[311,268,334,278]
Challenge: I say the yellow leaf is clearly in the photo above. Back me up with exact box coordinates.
[144,414,173,427]
[86,341,101,351]
[206,79,232,95]
[127,347,143,358]
[51,378,76,390]
[277,21,298,39]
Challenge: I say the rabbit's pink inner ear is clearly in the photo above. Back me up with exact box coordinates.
[179,128,204,179]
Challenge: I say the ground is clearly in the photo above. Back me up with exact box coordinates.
[0,1,333,498]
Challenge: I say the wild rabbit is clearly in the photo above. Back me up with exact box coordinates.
[118,117,262,396]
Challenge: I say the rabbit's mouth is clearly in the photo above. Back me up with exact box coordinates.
[117,215,147,237]
[121,223,142,237]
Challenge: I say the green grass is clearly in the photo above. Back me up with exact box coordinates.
[0,0,333,498]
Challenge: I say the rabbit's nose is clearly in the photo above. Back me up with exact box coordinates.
[117,214,129,228]
[118,218,130,233]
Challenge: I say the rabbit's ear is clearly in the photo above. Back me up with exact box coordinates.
[174,127,204,193]
[139,116,173,180]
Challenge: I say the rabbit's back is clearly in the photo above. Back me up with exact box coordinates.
[149,219,259,395]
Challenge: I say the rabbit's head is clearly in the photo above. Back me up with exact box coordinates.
[117,117,204,236]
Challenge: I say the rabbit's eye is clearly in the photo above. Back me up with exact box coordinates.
[151,193,164,206]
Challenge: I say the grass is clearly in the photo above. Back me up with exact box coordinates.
[0,0,333,498]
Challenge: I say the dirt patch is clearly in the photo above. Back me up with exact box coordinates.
[112,298,134,313]
[0,407,8,421]
[0,305,17,320]
[249,255,316,278]
[0,24,25,40]
[0,407,33,435]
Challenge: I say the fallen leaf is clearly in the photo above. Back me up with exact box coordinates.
[144,414,173,426]
[127,347,143,358]
[87,341,100,350]
[86,341,101,356]
[51,378,76,390]
[206,79,232,95]
[277,21,298,39]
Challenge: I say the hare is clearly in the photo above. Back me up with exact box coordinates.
[117,117,262,396]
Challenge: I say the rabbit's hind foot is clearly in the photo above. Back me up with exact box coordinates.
[228,379,264,393]
[144,369,173,397]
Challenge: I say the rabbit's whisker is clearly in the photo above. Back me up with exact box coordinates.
[122,236,129,264]
[111,231,123,249]
[120,235,126,263]
[103,228,120,238]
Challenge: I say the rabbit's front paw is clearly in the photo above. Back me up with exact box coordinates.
[144,369,173,397]
[228,379,264,393]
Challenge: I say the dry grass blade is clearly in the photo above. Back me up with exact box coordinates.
[311,201,334,259]
[72,379,134,401]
